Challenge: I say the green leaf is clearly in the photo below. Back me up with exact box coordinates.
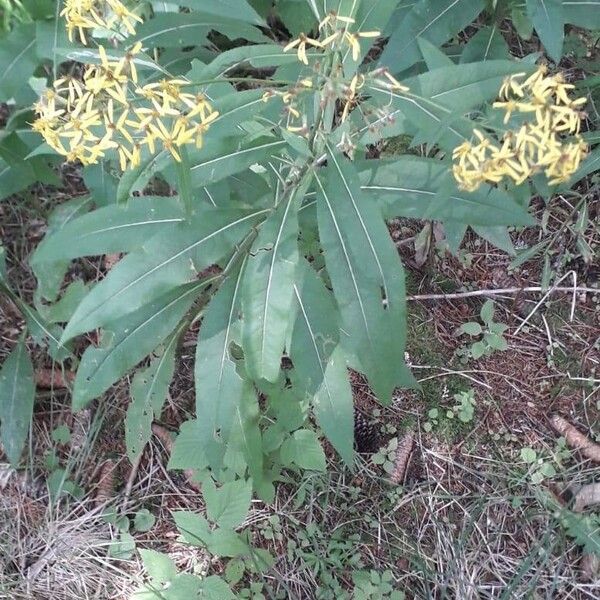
[472,225,515,255]
[126,327,180,461]
[316,147,414,402]
[459,26,510,63]
[563,0,600,28]
[109,532,136,560]
[511,7,534,39]
[62,207,267,341]
[72,282,203,411]
[168,420,209,471]
[526,0,564,62]
[460,322,482,336]
[278,0,317,36]
[134,509,156,532]
[189,138,286,189]
[485,332,508,351]
[198,576,236,600]
[32,197,186,264]
[471,341,486,359]
[0,337,35,466]
[282,429,326,471]
[173,511,212,546]
[480,299,495,324]
[0,24,37,101]
[520,447,537,463]
[231,383,272,502]
[242,194,300,383]
[138,549,177,585]
[380,0,485,73]
[203,478,252,529]
[173,0,264,25]
[131,13,268,48]
[360,157,535,226]
[289,262,353,465]
[195,262,246,469]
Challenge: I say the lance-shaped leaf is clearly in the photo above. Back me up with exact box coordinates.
[563,0,600,29]
[380,0,485,73]
[189,138,287,188]
[0,23,37,102]
[242,194,300,382]
[72,281,203,410]
[131,13,268,48]
[195,261,247,469]
[62,207,268,341]
[232,382,273,502]
[165,0,264,25]
[315,147,414,402]
[359,157,535,226]
[290,263,353,465]
[125,324,182,461]
[360,61,535,148]
[31,197,185,264]
[526,0,564,62]
[0,337,35,466]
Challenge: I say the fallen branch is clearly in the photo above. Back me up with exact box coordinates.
[151,423,200,491]
[550,415,600,464]
[390,430,415,485]
[407,285,597,301]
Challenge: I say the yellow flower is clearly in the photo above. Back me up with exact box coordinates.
[61,0,143,44]
[456,66,588,191]
[283,33,323,65]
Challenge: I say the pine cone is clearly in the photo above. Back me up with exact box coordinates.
[354,409,379,453]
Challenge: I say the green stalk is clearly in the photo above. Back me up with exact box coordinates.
[175,145,193,219]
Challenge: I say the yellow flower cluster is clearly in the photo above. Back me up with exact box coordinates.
[61,0,143,44]
[283,11,379,64]
[453,66,588,191]
[34,46,219,169]
[33,1,219,170]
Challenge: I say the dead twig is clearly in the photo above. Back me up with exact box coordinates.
[550,415,600,464]
[407,285,596,303]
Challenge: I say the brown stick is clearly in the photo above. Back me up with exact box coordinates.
[151,423,201,491]
[550,415,600,464]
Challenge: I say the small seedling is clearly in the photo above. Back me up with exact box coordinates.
[520,447,557,484]
[456,300,509,360]
[352,569,406,599]
[372,438,398,474]
[449,389,476,423]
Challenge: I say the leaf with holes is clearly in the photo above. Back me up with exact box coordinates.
[125,325,181,461]
[242,193,300,382]
[316,146,414,402]
[195,262,246,469]
[290,261,353,465]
